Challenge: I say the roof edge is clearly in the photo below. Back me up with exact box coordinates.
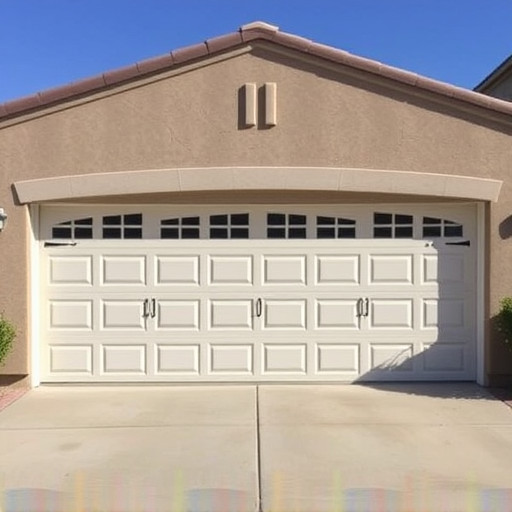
[474,54,512,93]
[2,20,512,121]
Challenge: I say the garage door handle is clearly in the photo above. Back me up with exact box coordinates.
[143,298,150,318]
[255,298,263,318]
[364,298,370,317]
[150,298,156,318]
[356,298,364,317]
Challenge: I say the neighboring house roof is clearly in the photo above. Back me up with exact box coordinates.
[2,20,512,121]
[474,54,512,96]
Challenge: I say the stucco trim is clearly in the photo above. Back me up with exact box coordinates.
[14,167,503,204]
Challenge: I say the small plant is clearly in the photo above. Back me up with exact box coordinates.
[497,297,512,350]
[0,313,16,365]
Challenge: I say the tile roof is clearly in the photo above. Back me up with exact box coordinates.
[1,20,512,121]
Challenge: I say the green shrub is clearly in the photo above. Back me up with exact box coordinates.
[0,314,16,365]
[497,297,512,350]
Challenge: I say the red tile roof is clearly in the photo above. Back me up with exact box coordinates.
[2,21,512,121]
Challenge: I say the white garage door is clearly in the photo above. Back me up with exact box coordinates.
[39,204,477,382]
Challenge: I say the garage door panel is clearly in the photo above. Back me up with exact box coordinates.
[263,255,306,285]
[316,344,360,373]
[369,344,414,372]
[263,344,307,374]
[157,300,200,330]
[156,255,199,286]
[49,256,93,285]
[315,255,359,285]
[49,345,93,373]
[422,254,465,285]
[101,300,146,330]
[421,343,465,372]
[209,299,253,330]
[263,299,306,330]
[156,344,200,374]
[102,345,146,374]
[101,256,146,285]
[369,254,413,285]
[315,300,359,330]
[49,300,93,330]
[369,300,413,329]
[422,299,465,329]
[209,344,253,374]
[209,255,253,285]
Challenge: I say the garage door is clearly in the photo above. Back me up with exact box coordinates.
[39,204,477,382]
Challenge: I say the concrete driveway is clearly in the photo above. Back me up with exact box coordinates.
[0,383,511,512]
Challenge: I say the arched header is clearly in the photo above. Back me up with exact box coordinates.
[14,166,502,204]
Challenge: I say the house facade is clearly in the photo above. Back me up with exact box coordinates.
[1,22,512,386]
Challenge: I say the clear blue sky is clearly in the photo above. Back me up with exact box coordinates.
[1,0,511,104]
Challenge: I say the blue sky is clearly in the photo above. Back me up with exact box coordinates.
[1,0,511,103]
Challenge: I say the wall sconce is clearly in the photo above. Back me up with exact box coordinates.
[0,209,7,231]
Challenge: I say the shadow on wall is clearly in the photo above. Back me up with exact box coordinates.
[499,215,512,239]
[350,238,492,400]
[353,316,507,400]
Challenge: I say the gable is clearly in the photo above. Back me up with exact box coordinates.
[1,43,511,191]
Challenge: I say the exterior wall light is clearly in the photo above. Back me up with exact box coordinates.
[0,209,7,231]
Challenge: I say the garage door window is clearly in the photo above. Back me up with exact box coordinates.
[373,213,413,238]
[267,213,307,239]
[422,217,463,238]
[161,216,200,239]
[209,213,249,239]
[102,213,143,239]
[51,217,93,239]
[316,216,356,239]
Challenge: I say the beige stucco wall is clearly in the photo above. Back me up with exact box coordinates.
[1,45,512,381]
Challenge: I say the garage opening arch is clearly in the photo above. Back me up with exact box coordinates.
[14,166,502,204]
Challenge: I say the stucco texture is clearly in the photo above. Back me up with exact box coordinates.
[1,44,512,381]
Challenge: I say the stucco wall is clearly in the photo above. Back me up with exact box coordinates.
[1,47,512,381]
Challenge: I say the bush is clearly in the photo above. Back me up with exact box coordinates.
[497,297,512,350]
[0,314,16,365]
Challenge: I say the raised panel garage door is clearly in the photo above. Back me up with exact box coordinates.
[39,204,477,382]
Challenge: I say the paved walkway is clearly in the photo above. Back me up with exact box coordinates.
[0,383,511,512]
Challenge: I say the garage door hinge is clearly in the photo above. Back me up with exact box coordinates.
[445,240,470,247]
[44,241,78,247]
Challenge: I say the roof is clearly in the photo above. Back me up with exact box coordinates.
[474,54,512,93]
[2,20,512,121]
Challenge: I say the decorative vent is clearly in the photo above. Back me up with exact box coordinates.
[241,82,277,128]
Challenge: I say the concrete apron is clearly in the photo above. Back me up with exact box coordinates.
[1,383,512,512]
[0,386,258,512]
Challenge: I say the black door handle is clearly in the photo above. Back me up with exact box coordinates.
[255,298,262,318]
